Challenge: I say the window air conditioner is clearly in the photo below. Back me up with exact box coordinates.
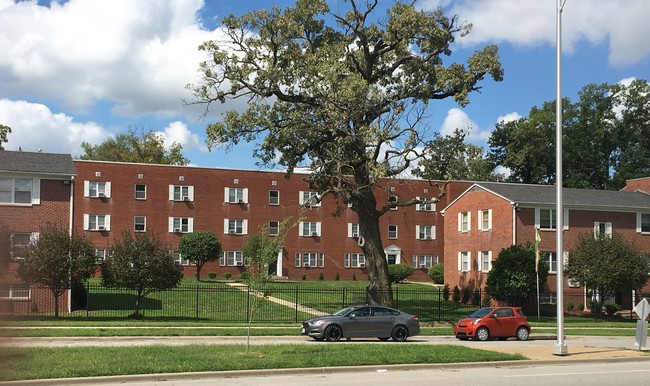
[420,263,428,268]
[359,263,365,268]
[238,199,244,203]
[182,196,190,201]
[98,226,105,231]
[311,232,318,237]
[425,236,432,240]
[351,232,359,238]
[98,193,106,198]
[174,228,181,233]
[229,230,236,234]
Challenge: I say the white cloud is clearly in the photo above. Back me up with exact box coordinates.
[496,112,522,124]
[440,108,491,142]
[426,0,650,67]
[157,121,206,152]
[0,98,111,155]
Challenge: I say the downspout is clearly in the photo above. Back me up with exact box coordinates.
[67,176,75,313]
[511,203,517,246]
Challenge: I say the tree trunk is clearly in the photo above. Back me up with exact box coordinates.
[53,292,60,318]
[355,185,394,307]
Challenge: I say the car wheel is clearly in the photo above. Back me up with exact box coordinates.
[476,327,490,341]
[391,325,409,342]
[324,325,343,342]
[378,337,390,341]
[516,326,530,341]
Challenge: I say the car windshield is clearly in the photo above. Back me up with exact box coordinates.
[469,307,494,318]
[332,306,356,316]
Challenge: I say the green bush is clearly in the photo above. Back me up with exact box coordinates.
[352,273,357,281]
[319,272,324,281]
[472,289,481,305]
[388,264,414,283]
[301,273,307,280]
[566,300,574,311]
[428,264,444,284]
[461,287,471,304]
[240,271,250,280]
[207,272,217,279]
[578,302,584,311]
[452,285,461,302]
[605,303,619,316]
[335,273,340,281]
[223,272,232,279]
[442,284,450,301]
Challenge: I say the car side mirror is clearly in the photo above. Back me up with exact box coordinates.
[349,313,356,318]
[491,314,498,318]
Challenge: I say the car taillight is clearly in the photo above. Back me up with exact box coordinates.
[411,315,419,321]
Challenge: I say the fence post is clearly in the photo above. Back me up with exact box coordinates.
[437,287,441,322]
[246,286,251,323]
[295,286,299,323]
[86,281,90,319]
[195,284,199,321]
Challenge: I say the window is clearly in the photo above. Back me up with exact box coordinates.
[268,220,279,236]
[295,252,324,267]
[458,212,470,232]
[84,214,110,231]
[478,251,492,272]
[458,251,470,272]
[348,223,360,238]
[225,219,248,235]
[478,209,492,231]
[388,195,398,210]
[134,216,146,232]
[0,285,30,300]
[637,213,650,233]
[94,249,106,264]
[0,178,35,204]
[134,184,146,200]
[11,233,34,259]
[416,225,435,240]
[299,191,320,207]
[388,224,398,239]
[412,255,433,268]
[545,252,558,273]
[269,190,279,205]
[300,221,321,237]
[594,222,612,239]
[169,185,194,201]
[225,187,248,203]
[172,250,191,265]
[169,217,193,233]
[226,251,244,266]
[84,181,111,198]
[416,197,435,211]
[344,253,366,268]
[536,208,569,230]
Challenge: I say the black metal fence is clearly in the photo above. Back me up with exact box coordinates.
[2,282,647,323]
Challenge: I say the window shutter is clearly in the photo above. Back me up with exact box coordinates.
[316,222,322,236]
[242,219,248,234]
[487,209,492,230]
[224,219,229,234]
[488,251,493,271]
[169,185,175,200]
[84,181,90,197]
[224,187,229,202]
[637,213,642,233]
[477,251,482,272]
[432,225,436,239]
[458,213,462,231]
[347,223,353,237]
[188,186,194,201]
[188,218,194,232]
[83,214,89,230]
[563,209,569,230]
[467,252,472,272]
[534,208,540,228]
[298,221,304,236]
[105,182,112,198]
[32,178,41,204]
[477,210,483,231]
[243,188,248,203]
[467,213,471,231]
[168,217,174,233]
[457,252,461,271]
[105,215,111,231]
[415,225,421,239]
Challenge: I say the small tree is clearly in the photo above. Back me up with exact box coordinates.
[486,244,548,306]
[102,231,183,318]
[17,225,96,317]
[241,218,296,351]
[177,231,222,281]
[428,264,444,284]
[566,232,648,317]
[388,263,414,284]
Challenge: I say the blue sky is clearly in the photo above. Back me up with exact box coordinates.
[1,0,649,171]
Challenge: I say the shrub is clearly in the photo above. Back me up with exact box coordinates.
[605,303,619,316]
[319,272,324,281]
[566,300,574,311]
[428,264,444,284]
[442,284,450,301]
[223,272,232,279]
[352,273,357,281]
[472,289,481,306]
[452,285,461,302]
[461,287,471,304]
[578,302,584,311]
[207,272,217,279]
[241,271,250,280]
[388,263,414,283]
[335,273,340,281]
[301,273,306,280]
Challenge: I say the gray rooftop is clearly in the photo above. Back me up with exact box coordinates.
[0,150,76,176]
[475,182,650,211]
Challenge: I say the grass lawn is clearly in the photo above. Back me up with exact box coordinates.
[0,344,525,381]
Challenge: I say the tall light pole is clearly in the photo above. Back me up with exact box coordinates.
[554,0,568,356]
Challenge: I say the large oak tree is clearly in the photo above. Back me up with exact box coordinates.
[188,0,503,305]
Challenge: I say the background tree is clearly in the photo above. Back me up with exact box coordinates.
[79,127,189,165]
[17,225,96,317]
[177,231,222,281]
[565,232,648,316]
[241,218,295,351]
[0,123,10,150]
[102,231,183,318]
[189,0,503,305]
[486,244,548,306]
[0,221,11,279]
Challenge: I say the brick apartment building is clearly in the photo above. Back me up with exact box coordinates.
[0,150,76,313]
[441,182,650,307]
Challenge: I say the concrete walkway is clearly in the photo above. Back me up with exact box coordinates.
[225,282,327,317]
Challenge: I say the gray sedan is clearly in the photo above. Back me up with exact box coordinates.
[301,305,420,342]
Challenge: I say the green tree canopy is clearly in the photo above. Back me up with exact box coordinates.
[17,225,96,317]
[188,0,503,305]
[0,123,11,150]
[565,232,648,315]
[177,231,222,281]
[102,231,183,318]
[486,244,548,306]
[80,127,189,165]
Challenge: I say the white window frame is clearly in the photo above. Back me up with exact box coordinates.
[225,187,248,204]
[224,219,248,235]
[636,213,650,233]
[416,225,435,240]
[478,250,492,273]
[299,221,321,237]
[299,191,321,207]
[84,181,111,198]
[594,221,612,239]
[0,177,38,204]
[134,184,146,200]
[412,254,433,269]
[388,224,398,239]
[545,251,558,274]
[172,250,191,266]
[535,208,569,230]
[348,223,360,238]
[94,248,106,264]
[295,252,324,267]
[344,253,366,268]
[458,211,470,232]
[0,285,30,300]
[168,217,193,233]
[478,209,492,231]
[169,185,194,202]
[269,190,280,205]
[226,251,244,266]
[268,220,280,236]
[134,216,146,232]
[416,197,435,211]
[458,251,471,272]
[83,214,111,231]
[10,232,37,260]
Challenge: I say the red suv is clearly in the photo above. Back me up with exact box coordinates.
[454,307,530,341]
